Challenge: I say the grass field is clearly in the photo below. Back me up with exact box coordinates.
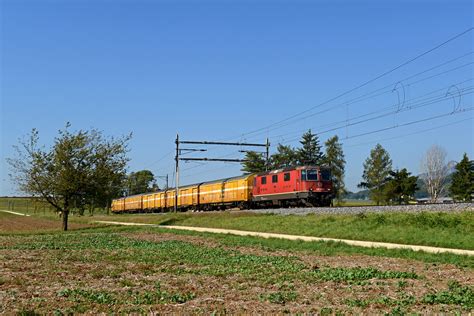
[89,210,474,251]
[1,211,473,314]
[0,197,108,216]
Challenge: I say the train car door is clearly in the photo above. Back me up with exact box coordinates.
[192,187,198,206]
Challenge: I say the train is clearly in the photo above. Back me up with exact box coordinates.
[111,165,333,213]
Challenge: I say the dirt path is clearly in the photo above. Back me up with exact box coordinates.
[93,220,474,256]
[0,210,30,216]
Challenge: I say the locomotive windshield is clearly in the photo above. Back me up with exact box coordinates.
[302,169,318,181]
[320,169,331,181]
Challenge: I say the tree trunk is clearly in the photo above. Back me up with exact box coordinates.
[62,210,69,231]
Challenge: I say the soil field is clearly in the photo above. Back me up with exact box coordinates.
[1,218,473,314]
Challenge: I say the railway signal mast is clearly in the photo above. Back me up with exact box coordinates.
[174,134,269,212]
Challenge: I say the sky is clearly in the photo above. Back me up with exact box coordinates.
[1,0,473,195]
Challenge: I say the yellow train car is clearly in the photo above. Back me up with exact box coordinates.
[178,184,199,209]
[143,192,163,211]
[222,174,254,204]
[165,189,176,210]
[142,193,154,210]
[111,174,254,213]
[111,198,125,213]
[124,194,143,212]
[198,174,254,209]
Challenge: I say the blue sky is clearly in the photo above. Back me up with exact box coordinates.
[1,0,473,195]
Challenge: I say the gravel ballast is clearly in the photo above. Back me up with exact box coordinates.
[247,203,474,216]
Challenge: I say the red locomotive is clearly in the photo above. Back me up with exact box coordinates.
[252,165,333,207]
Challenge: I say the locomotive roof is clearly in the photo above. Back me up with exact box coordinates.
[254,165,327,177]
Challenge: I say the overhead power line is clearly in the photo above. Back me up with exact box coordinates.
[224,28,473,140]
[344,117,473,148]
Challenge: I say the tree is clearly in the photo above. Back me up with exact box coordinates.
[420,145,448,203]
[7,124,131,231]
[297,129,324,166]
[383,168,418,204]
[241,151,266,173]
[323,135,346,203]
[358,143,392,205]
[125,170,158,195]
[449,153,474,202]
[270,144,298,169]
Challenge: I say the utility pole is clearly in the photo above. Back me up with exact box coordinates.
[265,138,270,171]
[175,134,179,213]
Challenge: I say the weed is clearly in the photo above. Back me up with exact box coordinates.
[57,288,116,304]
[346,298,369,307]
[314,267,419,282]
[386,306,405,316]
[422,281,474,308]
[260,291,298,304]
[397,280,407,289]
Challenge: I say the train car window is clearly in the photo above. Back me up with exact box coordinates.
[272,175,278,183]
[301,170,307,181]
[321,169,331,181]
[261,177,267,185]
[306,170,318,181]
[284,173,290,181]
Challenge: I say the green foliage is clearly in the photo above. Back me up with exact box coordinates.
[297,129,324,166]
[345,292,416,309]
[259,291,298,304]
[313,267,418,282]
[383,168,418,204]
[324,135,346,201]
[130,282,195,304]
[450,153,474,202]
[58,288,116,304]
[125,170,158,195]
[241,151,267,173]
[422,281,474,309]
[270,144,298,169]
[7,124,131,230]
[359,143,392,205]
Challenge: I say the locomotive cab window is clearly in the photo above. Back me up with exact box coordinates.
[304,169,318,181]
[284,173,290,181]
[321,169,331,181]
[261,176,267,185]
[272,175,278,183]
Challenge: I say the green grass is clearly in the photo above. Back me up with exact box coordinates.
[0,197,108,216]
[3,224,472,268]
[152,226,474,268]
[338,199,377,207]
[100,210,474,250]
[0,197,55,214]
[0,228,426,284]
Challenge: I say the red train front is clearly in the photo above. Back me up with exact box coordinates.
[252,166,333,207]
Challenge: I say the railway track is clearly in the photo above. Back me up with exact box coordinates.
[245,202,474,216]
